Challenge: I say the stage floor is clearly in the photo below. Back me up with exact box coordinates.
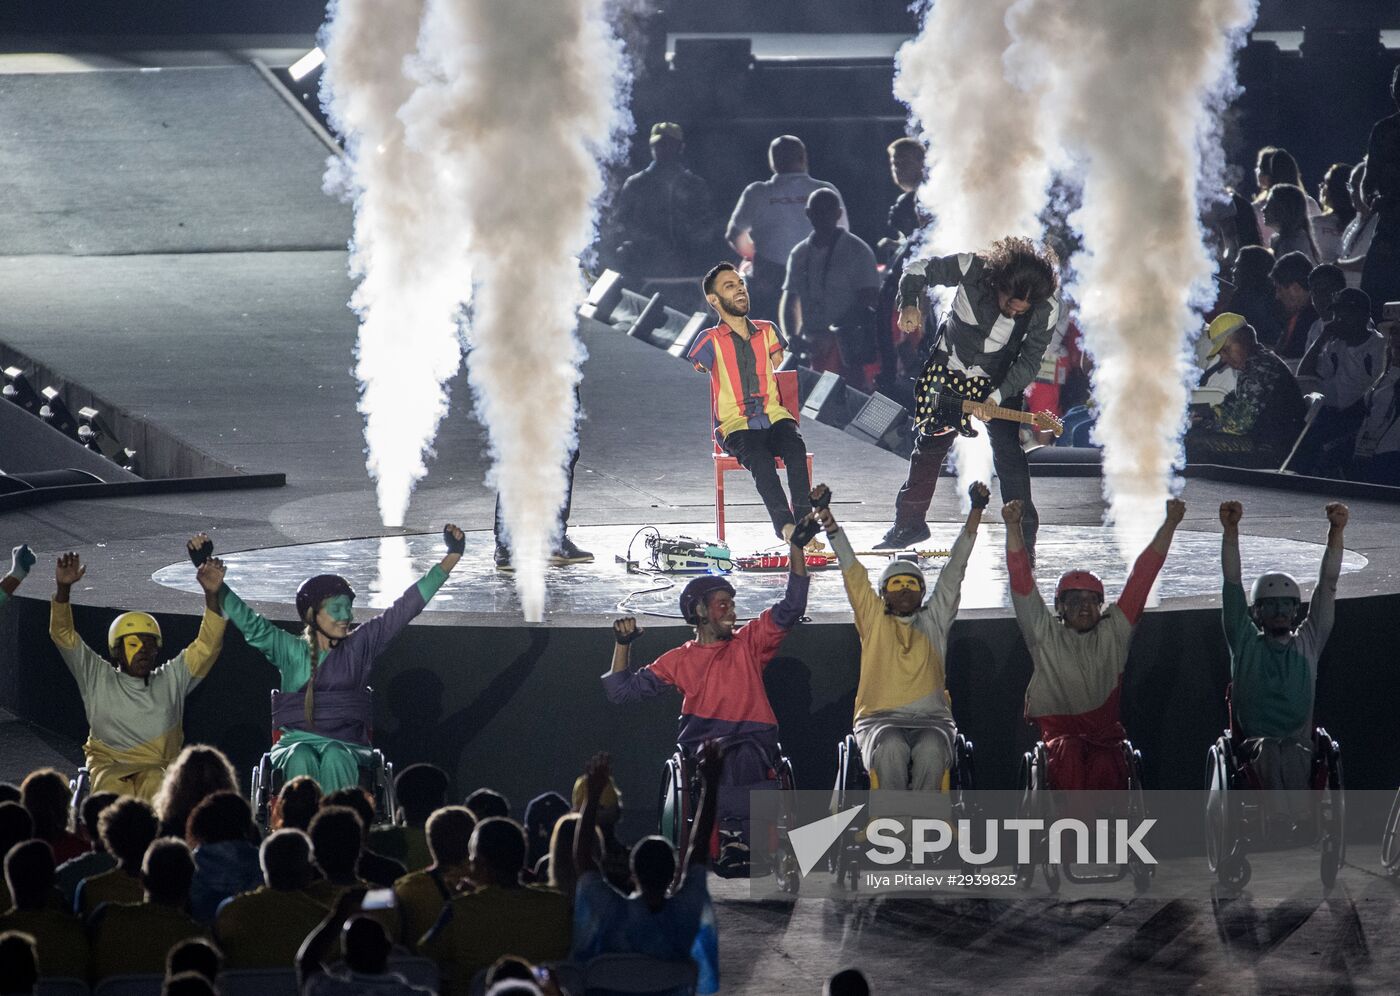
[150,522,1368,626]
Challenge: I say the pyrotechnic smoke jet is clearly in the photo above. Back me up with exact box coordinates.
[321,0,462,530]
[322,0,629,621]
[1006,0,1256,557]
[894,0,1052,507]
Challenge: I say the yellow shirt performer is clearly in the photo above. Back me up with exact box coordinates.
[814,482,988,789]
[48,535,227,800]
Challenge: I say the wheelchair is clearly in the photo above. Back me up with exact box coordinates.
[657,739,800,892]
[249,688,399,830]
[1012,737,1153,894]
[1204,724,1344,890]
[1381,785,1400,879]
[828,730,976,891]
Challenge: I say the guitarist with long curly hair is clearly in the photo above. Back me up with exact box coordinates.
[878,236,1061,557]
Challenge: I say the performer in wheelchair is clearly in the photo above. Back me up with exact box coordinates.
[1218,500,1346,820]
[1004,497,1185,790]
[814,481,989,791]
[880,236,1061,554]
[49,537,227,799]
[604,522,812,875]
[219,524,465,794]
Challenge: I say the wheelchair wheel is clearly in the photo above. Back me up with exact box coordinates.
[1381,788,1400,877]
[251,754,274,829]
[1219,853,1252,889]
[658,752,688,850]
[830,735,864,891]
[1204,740,1233,876]
[1014,744,1058,893]
[1317,733,1344,889]
[68,768,91,832]
[1123,743,1153,893]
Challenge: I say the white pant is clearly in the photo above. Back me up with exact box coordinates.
[869,726,951,792]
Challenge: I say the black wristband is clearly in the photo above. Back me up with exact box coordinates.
[615,627,642,646]
[443,526,465,556]
[188,539,214,567]
[968,484,990,510]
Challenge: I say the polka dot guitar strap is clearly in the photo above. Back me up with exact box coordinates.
[914,359,1065,440]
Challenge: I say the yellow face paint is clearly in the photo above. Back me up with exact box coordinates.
[121,634,145,665]
[883,575,923,594]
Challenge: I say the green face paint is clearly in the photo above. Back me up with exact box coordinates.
[321,594,355,624]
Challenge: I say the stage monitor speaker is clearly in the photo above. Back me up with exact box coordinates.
[579,270,624,324]
[844,391,911,456]
[627,293,666,342]
[666,313,708,361]
[801,370,849,428]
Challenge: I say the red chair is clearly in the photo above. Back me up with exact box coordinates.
[712,369,814,543]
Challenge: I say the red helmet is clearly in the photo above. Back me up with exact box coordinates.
[1055,570,1104,601]
[295,574,355,621]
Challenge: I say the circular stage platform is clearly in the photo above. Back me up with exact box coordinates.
[151,520,1367,624]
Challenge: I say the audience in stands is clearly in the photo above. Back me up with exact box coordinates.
[827,967,872,996]
[393,805,474,948]
[1353,323,1400,484]
[300,890,432,996]
[0,931,39,996]
[1271,251,1319,359]
[523,791,570,877]
[163,972,217,996]
[1361,65,1400,319]
[215,829,328,970]
[1303,262,1348,354]
[727,134,848,320]
[1313,162,1355,263]
[1254,146,1321,243]
[540,812,600,905]
[322,787,406,888]
[186,791,262,924]
[371,763,449,874]
[20,770,85,866]
[273,775,324,832]
[572,750,716,971]
[76,796,158,918]
[420,816,571,992]
[570,771,631,893]
[781,187,881,387]
[165,936,222,988]
[464,789,510,823]
[1186,313,1307,469]
[55,791,118,908]
[1339,160,1377,288]
[1297,288,1387,476]
[0,840,89,981]
[154,745,240,840]
[91,837,205,982]
[1226,245,1283,348]
[608,121,718,281]
[1263,183,1320,263]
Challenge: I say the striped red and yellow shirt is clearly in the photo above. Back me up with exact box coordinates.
[687,319,795,439]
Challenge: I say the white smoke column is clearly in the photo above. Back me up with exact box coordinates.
[320,0,466,528]
[894,0,1053,505]
[1006,0,1256,558]
[400,0,629,621]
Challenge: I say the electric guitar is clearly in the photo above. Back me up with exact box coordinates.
[914,360,1064,439]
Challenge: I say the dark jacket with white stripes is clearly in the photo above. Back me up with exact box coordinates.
[898,252,1060,404]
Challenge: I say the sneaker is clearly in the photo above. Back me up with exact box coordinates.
[874,522,931,550]
[494,544,513,572]
[549,535,594,565]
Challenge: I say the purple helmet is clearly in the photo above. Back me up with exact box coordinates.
[295,574,355,621]
[679,576,735,625]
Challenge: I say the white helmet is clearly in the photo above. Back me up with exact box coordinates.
[1250,572,1300,603]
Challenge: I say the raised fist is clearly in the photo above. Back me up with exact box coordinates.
[1001,500,1024,525]
[9,544,35,579]
[1325,502,1348,530]
[1219,501,1242,528]
[613,617,642,646]
[968,481,991,510]
[584,752,612,799]
[196,557,227,593]
[1165,498,1186,525]
[187,533,213,568]
[898,305,923,335]
[442,523,466,555]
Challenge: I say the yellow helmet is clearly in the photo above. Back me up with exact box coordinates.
[107,611,162,661]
